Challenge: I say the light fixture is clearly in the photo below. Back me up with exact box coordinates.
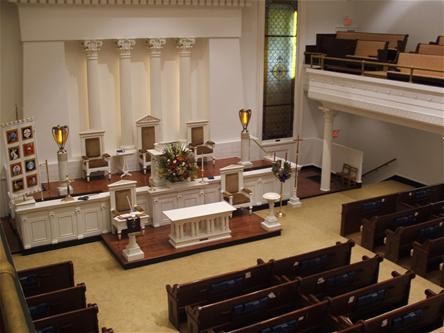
[239,109,252,133]
[239,109,253,167]
[52,125,71,196]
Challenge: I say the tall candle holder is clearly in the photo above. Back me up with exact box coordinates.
[271,155,292,218]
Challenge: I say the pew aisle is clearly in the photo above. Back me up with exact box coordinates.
[12,180,442,332]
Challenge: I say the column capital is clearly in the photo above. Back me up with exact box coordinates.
[147,38,166,50]
[319,106,336,120]
[83,40,103,60]
[116,39,136,58]
[176,38,196,51]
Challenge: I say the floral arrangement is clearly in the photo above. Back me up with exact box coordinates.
[271,159,292,183]
[158,143,198,183]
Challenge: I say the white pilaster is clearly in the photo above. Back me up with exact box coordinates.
[320,106,336,192]
[147,38,166,140]
[177,38,195,139]
[116,39,136,149]
[82,40,103,130]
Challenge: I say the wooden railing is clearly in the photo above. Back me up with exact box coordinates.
[0,223,34,333]
[362,158,397,178]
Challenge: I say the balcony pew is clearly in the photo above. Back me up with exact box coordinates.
[260,240,355,281]
[185,280,307,333]
[336,31,408,51]
[410,236,444,276]
[416,43,444,56]
[298,255,382,299]
[33,304,103,333]
[359,290,444,333]
[340,193,401,236]
[18,261,74,297]
[385,217,444,262]
[361,205,434,251]
[387,53,444,87]
[166,261,276,329]
[328,271,414,323]
[26,283,87,320]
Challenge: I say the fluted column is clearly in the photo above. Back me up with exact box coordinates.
[177,38,195,139]
[320,106,336,192]
[82,40,103,130]
[147,38,166,139]
[116,39,136,149]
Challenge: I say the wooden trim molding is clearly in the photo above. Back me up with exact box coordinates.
[8,0,252,7]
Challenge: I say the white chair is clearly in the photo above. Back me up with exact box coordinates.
[79,130,111,182]
[136,115,160,174]
[186,120,215,165]
[108,180,149,240]
[220,164,253,214]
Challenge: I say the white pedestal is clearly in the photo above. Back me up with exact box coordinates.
[123,233,144,262]
[288,196,302,208]
[240,132,253,167]
[261,192,282,231]
[148,149,166,187]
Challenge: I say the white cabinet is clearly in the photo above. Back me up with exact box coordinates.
[152,193,179,227]
[204,184,221,204]
[78,203,104,238]
[19,212,51,249]
[49,208,78,244]
[179,189,204,208]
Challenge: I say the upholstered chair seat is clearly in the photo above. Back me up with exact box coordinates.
[220,165,253,214]
[186,120,215,165]
[136,117,160,174]
[80,131,111,182]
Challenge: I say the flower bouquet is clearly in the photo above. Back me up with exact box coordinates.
[158,143,198,183]
[272,159,292,183]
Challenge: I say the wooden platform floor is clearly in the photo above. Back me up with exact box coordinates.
[101,213,280,269]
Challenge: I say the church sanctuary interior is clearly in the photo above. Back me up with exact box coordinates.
[1,0,443,332]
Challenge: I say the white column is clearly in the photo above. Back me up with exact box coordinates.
[116,39,136,149]
[82,40,103,130]
[320,107,336,192]
[177,38,195,139]
[147,38,166,119]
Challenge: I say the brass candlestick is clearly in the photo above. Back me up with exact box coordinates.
[277,182,285,217]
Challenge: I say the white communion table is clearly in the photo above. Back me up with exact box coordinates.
[164,201,236,249]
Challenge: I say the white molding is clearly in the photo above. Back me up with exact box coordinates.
[306,68,444,135]
[9,0,252,6]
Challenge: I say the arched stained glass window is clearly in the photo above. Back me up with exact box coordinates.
[262,0,297,140]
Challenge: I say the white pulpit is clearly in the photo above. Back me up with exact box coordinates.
[164,201,235,248]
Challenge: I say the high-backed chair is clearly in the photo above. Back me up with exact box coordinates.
[136,115,160,174]
[79,130,111,182]
[108,180,149,240]
[186,120,215,165]
[220,164,252,214]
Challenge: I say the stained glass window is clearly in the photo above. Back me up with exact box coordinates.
[262,0,297,140]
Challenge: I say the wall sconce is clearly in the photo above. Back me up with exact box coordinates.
[239,109,253,167]
[52,125,71,195]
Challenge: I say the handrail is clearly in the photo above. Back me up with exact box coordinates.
[362,158,397,178]
[307,53,444,82]
[0,223,35,333]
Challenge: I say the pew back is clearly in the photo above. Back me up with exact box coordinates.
[166,261,274,329]
[18,261,74,297]
[361,205,433,251]
[26,283,87,320]
[416,43,444,56]
[385,217,444,262]
[396,53,444,78]
[411,236,444,275]
[336,31,408,50]
[353,40,387,58]
[298,255,382,299]
[361,290,444,333]
[398,184,444,207]
[185,280,305,333]
[329,271,414,322]
[341,194,399,236]
[268,240,355,280]
[33,304,100,333]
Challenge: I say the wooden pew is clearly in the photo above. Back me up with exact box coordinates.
[431,200,444,217]
[166,261,275,329]
[328,271,414,323]
[33,304,100,333]
[432,34,444,45]
[410,235,444,276]
[185,279,307,333]
[216,300,349,333]
[359,290,444,333]
[261,240,355,281]
[385,217,444,262]
[387,53,444,87]
[398,184,444,208]
[361,204,434,251]
[18,261,74,297]
[336,31,408,51]
[440,257,444,287]
[340,193,401,236]
[298,255,382,299]
[346,40,388,60]
[26,283,87,320]
[416,43,444,56]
